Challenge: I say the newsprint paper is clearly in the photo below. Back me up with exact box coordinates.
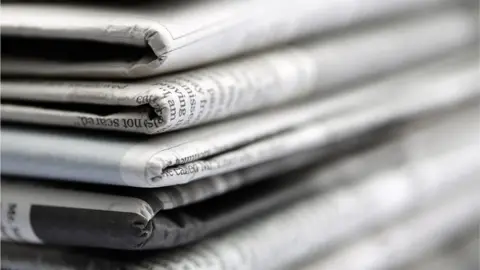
[1,56,478,187]
[296,192,480,270]
[2,10,478,134]
[404,232,479,270]
[1,0,459,78]
[1,105,479,250]
[1,158,478,268]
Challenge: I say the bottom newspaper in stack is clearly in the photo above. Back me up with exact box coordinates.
[2,102,479,269]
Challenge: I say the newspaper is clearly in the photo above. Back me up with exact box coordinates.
[1,106,478,250]
[1,56,478,187]
[0,129,409,250]
[1,151,478,268]
[2,11,478,134]
[297,193,480,270]
[0,0,460,78]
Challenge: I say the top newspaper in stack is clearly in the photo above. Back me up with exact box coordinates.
[1,0,456,78]
[2,9,478,134]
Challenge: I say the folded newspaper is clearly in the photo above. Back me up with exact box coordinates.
[2,10,478,134]
[2,1,478,269]
[3,192,478,270]
[2,105,478,250]
[2,55,478,187]
[0,130,393,250]
[1,152,478,268]
[1,0,460,78]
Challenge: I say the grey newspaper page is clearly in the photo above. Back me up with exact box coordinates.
[1,105,479,250]
[1,0,457,78]
[1,55,478,187]
[2,10,477,134]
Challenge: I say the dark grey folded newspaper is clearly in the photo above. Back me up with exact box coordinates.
[1,105,478,250]
[2,159,478,269]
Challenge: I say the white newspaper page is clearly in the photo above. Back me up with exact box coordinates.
[1,0,456,78]
[1,58,478,187]
[2,10,477,134]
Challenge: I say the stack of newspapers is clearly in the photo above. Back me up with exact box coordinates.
[1,0,479,269]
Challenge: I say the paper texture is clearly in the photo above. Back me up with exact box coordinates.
[1,105,478,250]
[3,195,478,270]
[2,55,478,187]
[1,0,459,78]
[404,233,479,270]
[1,155,478,268]
[2,10,478,134]
[297,193,480,270]
[0,130,400,249]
